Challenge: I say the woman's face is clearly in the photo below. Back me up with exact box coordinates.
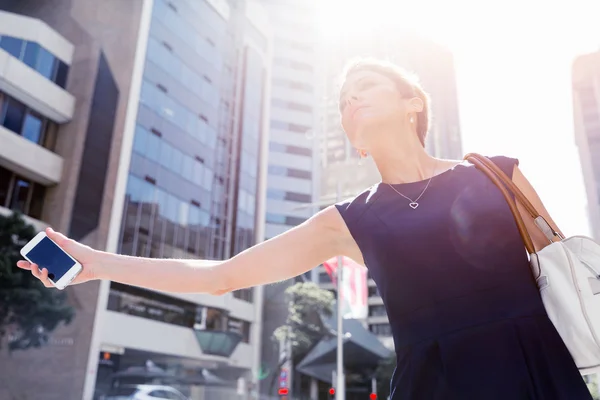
[339,70,415,151]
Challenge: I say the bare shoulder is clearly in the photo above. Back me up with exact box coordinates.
[309,205,365,264]
[510,164,564,248]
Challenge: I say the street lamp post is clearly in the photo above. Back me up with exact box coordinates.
[336,251,345,400]
[335,181,346,400]
[292,174,359,400]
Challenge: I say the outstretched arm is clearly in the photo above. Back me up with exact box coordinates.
[18,206,355,294]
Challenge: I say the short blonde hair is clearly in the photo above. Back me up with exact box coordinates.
[340,58,431,147]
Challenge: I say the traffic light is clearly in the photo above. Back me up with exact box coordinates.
[328,387,335,399]
[370,393,377,400]
[278,388,289,396]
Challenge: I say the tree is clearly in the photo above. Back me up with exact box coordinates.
[585,374,600,400]
[269,281,335,395]
[0,211,75,351]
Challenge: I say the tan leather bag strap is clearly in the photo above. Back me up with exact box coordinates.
[464,154,536,254]
[464,153,563,246]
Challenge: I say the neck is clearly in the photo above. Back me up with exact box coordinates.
[369,127,438,184]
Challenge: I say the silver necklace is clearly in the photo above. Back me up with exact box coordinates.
[386,161,439,209]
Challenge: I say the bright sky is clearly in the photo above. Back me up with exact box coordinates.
[317,0,600,237]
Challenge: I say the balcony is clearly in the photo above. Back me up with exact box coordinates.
[101,311,254,369]
[0,125,63,185]
[0,49,74,122]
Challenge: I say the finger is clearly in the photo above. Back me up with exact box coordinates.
[16,260,32,270]
[46,227,70,247]
[40,268,54,288]
[30,263,42,279]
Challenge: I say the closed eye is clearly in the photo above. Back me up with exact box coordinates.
[358,80,375,90]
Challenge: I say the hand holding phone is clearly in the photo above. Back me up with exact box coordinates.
[18,228,96,289]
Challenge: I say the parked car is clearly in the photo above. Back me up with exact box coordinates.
[102,384,189,400]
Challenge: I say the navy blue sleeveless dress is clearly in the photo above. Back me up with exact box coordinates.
[335,156,592,400]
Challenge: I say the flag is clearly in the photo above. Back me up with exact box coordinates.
[323,256,368,319]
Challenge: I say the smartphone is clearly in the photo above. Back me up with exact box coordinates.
[20,231,82,290]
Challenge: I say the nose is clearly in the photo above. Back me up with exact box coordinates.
[346,94,358,106]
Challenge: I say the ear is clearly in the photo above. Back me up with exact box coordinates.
[408,96,424,113]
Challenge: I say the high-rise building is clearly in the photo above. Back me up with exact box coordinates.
[0,4,148,399]
[572,51,600,240]
[261,0,321,242]
[257,0,322,397]
[0,1,273,399]
[316,32,463,351]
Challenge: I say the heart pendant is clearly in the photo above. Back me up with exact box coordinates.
[409,202,419,209]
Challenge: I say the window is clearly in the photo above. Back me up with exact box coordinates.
[285,191,311,203]
[267,214,306,226]
[268,165,311,180]
[22,42,40,68]
[0,92,53,147]
[36,47,57,79]
[269,142,312,157]
[10,179,30,213]
[319,271,331,283]
[0,167,11,207]
[55,61,69,88]
[233,288,254,302]
[0,36,68,87]
[369,305,387,317]
[0,36,24,58]
[107,282,197,328]
[266,188,285,200]
[285,145,311,157]
[205,308,226,330]
[270,120,287,131]
[228,317,251,343]
[268,165,286,176]
[288,168,311,180]
[21,111,44,144]
[266,189,311,203]
[271,98,312,113]
[3,97,26,133]
[270,120,310,134]
[368,286,380,297]
[266,213,286,224]
[370,323,392,336]
[285,216,306,225]
[272,78,312,92]
[288,123,310,134]
[0,166,46,219]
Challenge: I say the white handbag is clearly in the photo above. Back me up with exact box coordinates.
[466,153,600,374]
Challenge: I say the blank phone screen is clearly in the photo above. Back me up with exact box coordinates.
[25,237,76,281]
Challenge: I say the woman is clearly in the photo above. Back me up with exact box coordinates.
[19,59,592,399]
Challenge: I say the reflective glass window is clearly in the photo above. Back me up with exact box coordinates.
[146,131,160,162]
[3,98,26,134]
[36,47,56,79]
[133,126,148,154]
[55,61,69,88]
[182,155,193,181]
[0,36,24,58]
[22,41,40,68]
[159,142,172,169]
[21,111,44,144]
[10,179,30,213]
